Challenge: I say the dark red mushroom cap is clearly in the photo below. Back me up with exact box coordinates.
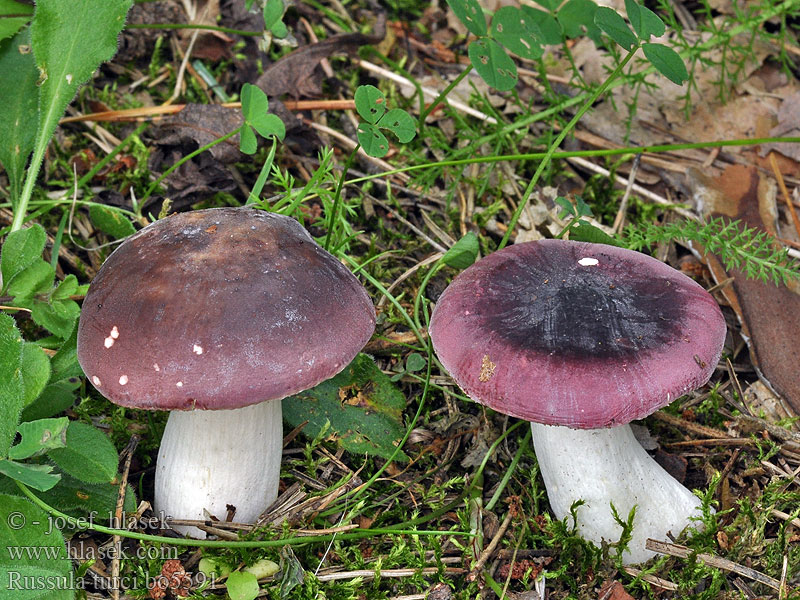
[429,240,726,428]
[77,208,376,410]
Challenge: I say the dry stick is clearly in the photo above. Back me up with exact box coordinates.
[612,154,641,233]
[465,509,514,582]
[316,566,466,582]
[110,435,139,600]
[646,539,786,591]
[768,152,800,240]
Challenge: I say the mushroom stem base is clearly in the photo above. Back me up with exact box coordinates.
[531,422,706,564]
[155,400,283,538]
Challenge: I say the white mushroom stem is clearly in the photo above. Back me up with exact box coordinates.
[155,400,283,538]
[530,422,706,564]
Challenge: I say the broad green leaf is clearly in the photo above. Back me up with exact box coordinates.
[492,6,545,60]
[241,82,268,123]
[0,28,37,205]
[9,417,68,460]
[0,493,72,600]
[557,0,601,45]
[270,19,288,39]
[354,85,386,124]
[88,204,136,239]
[250,112,285,141]
[262,0,283,30]
[31,296,80,339]
[377,108,416,143]
[5,260,53,299]
[226,571,260,600]
[0,224,47,294]
[643,42,688,85]
[19,342,50,407]
[0,313,26,457]
[521,6,562,45]
[31,0,132,193]
[47,421,118,484]
[446,0,486,36]
[595,7,637,50]
[48,323,81,383]
[51,274,78,301]
[240,124,257,155]
[442,231,479,269]
[405,353,426,373]
[357,122,390,158]
[21,380,80,422]
[468,38,517,91]
[625,0,664,40]
[532,0,560,10]
[0,459,60,491]
[0,0,32,42]
[283,354,409,461]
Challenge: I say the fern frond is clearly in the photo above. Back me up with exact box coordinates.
[623,217,800,286]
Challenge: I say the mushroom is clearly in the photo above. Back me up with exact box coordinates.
[77,208,375,536]
[429,239,726,563]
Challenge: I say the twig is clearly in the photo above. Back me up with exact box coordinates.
[645,539,786,591]
[316,566,466,582]
[466,509,514,581]
[769,152,800,240]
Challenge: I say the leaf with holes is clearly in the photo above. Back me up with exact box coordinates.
[557,0,601,45]
[595,6,637,50]
[9,417,68,460]
[357,122,390,158]
[492,6,545,60]
[468,38,517,91]
[446,0,486,37]
[377,108,416,143]
[521,6,562,45]
[283,354,408,461]
[625,0,664,40]
[354,84,386,124]
[643,42,688,85]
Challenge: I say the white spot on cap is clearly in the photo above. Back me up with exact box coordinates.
[92,376,102,386]
[104,336,114,348]
[176,381,183,388]
[110,326,119,339]
[153,363,160,372]
[578,257,599,266]
[193,344,203,355]
[119,375,128,385]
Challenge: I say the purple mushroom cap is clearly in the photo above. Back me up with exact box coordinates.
[429,240,726,428]
[77,207,376,410]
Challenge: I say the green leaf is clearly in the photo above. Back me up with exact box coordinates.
[468,38,517,92]
[1,224,47,294]
[354,85,386,124]
[569,220,626,247]
[643,42,688,85]
[446,0,486,36]
[21,380,80,422]
[0,28,37,205]
[9,417,68,460]
[31,0,132,191]
[226,570,260,600]
[47,421,118,484]
[357,122,390,158]
[270,19,288,39]
[88,204,136,239]
[239,124,257,155]
[0,459,60,491]
[283,354,409,461]
[532,0,559,11]
[377,108,416,143]
[521,6,562,45]
[262,0,283,30]
[48,323,81,383]
[492,6,545,60]
[594,7,637,50]
[31,296,80,339]
[19,342,50,407]
[405,353,426,373]
[442,232,479,269]
[0,0,32,42]
[241,82,268,123]
[5,260,53,299]
[624,0,664,40]
[0,313,26,457]
[51,275,78,301]
[0,493,72,600]
[557,0,601,44]
[250,112,285,141]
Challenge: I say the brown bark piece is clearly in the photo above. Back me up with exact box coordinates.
[687,164,800,414]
